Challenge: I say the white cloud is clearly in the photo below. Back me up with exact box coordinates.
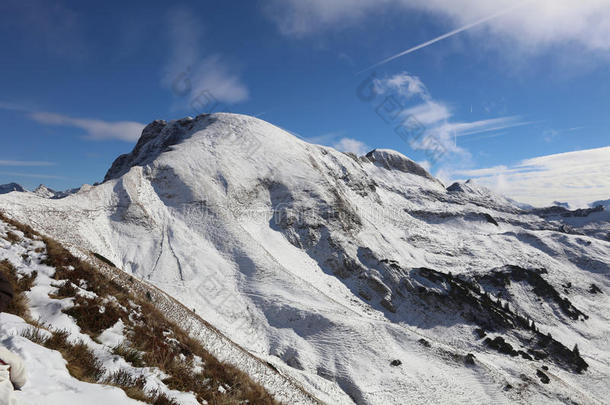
[333,137,370,155]
[375,73,430,100]
[448,116,531,137]
[452,146,610,207]
[29,112,145,142]
[369,72,529,164]
[265,0,610,56]
[262,0,377,37]
[401,102,451,126]
[0,160,54,167]
[162,8,248,108]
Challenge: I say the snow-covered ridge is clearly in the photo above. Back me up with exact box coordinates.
[0,112,608,404]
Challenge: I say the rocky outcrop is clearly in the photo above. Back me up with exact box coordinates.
[0,183,25,194]
[365,149,437,181]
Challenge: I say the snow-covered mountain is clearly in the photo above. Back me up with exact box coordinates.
[0,183,25,194]
[0,113,608,404]
[0,183,85,199]
[591,199,610,211]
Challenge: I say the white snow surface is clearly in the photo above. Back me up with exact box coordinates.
[0,113,608,404]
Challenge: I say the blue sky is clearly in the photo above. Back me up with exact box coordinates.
[1,0,609,206]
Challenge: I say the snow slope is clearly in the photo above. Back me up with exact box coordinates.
[0,113,608,404]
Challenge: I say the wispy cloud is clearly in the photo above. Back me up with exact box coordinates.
[333,137,370,155]
[29,112,145,142]
[266,1,610,60]
[161,7,248,108]
[452,146,610,207]
[371,72,530,163]
[0,103,145,142]
[445,116,534,138]
[362,1,529,72]
[0,160,55,167]
[0,171,66,180]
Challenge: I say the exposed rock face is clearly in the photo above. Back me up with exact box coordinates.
[104,115,214,182]
[365,149,437,181]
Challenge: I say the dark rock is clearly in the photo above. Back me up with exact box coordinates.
[390,359,402,367]
[464,353,476,365]
[536,369,550,384]
[104,115,213,182]
[418,338,431,348]
[380,299,397,313]
[518,351,533,360]
[483,213,499,226]
[365,149,437,182]
[485,336,518,356]
[478,265,588,321]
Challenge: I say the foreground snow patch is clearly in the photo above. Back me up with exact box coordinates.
[0,314,142,405]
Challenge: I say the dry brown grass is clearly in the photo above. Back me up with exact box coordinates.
[0,212,36,240]
[1,211,278,405]
[127,302,277,404]
[51,281,77,299]
[0,259,34,319]
[5,231,20,244]
[20,326,48,344]
[63,295,125,337]
[112,344,145,368]
[21,327,106,383]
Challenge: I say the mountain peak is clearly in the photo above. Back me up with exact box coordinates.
[0,182,25,194]
[103,114,211,182]
[365,149,437,181]
[33,184,56,198]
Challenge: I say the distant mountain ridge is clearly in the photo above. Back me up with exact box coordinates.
[0,182,25,194]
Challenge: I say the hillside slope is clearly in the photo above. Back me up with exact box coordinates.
[0,113,608,404]
[0,213,313,404]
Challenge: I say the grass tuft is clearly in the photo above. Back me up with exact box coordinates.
[0,259,34,319]
[5,231,21,244]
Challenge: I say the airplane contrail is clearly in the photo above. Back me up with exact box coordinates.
[358,1,531,74]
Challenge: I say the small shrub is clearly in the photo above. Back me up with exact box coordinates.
[113,344,145,368]
[0,259,33,319]
[40,329,105,382]
[53,281,77,299]
[17,271,37,292]
[64,340,106,382]
[63,296,124,336]
[150,391,180,405]
[44,329,71,351]
[20,327,48,344]
[104,370,149,402]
